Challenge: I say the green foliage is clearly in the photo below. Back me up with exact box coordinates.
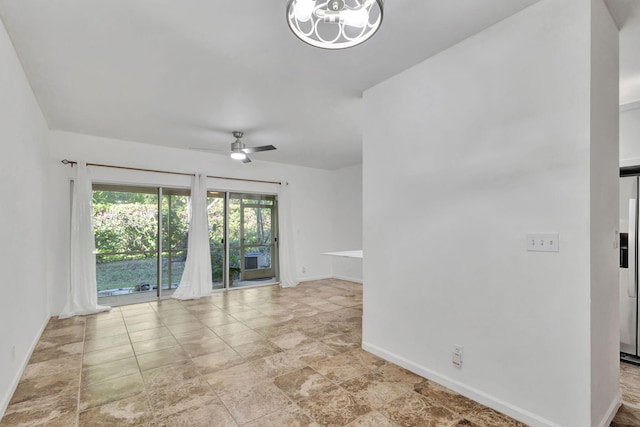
[93,190,274,291]
[93,202,158,261]
[161,195,189,259]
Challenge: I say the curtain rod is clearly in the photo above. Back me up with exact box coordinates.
[60,159,283,186]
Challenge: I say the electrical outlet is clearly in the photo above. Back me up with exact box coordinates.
[302,266,306,273]
[452,345,463,368]
[526,233,559,252]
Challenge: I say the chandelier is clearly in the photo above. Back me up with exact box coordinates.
[286,0,384,50]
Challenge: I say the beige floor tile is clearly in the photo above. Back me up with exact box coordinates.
[173,328,218,344]
[21,354,82,381]
[29,341,84,364]
[82,356,140,387]
[204,360,276,394]
[612,403,640,426]
[78,394,154,426]
[242,315,284,329]
[0,281,569,427]
[80,372,145,412]
[167,321,208,335]
[155,398,237,427]
[132,335,179,355]
[128,326,172,343]
[148,377,217,419]
[297,384,371,426]
[10,367,80,405]
[137,346,190,371]
[181,337,230,358]
[211,321,251,337]
[317,333,361,353]
[192,347,243,375]
[220,329,266,347]
[126,320,165,333]
[284,341,339,365]
[345,411,397,427]
[308,351,371,383]
[233,340,283,360]
[85,317,126,330]
[380,392,460,427]
[248,351,308,379]
[141,359,200,389]
[274,367,335,402]
[217,380,291,425]
[85,324,129,339]
[199,313,238,327]
[40,324,85,340]
[270,331,315,350]
[1,391,78,427]
[341,372,413,409]
[83,343,135,367]
[242,403,320,427]
[414,379,484,416]
[84,333,130,352]
[466,406,528,427]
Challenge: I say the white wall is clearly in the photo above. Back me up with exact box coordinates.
[589,0,621,424]
[330,164,363,282]
[46,131,338,314]
[362,0,618,426]
[0,16,50,416]
[620,105,640,166]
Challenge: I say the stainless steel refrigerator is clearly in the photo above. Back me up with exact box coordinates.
[620,174,639,363]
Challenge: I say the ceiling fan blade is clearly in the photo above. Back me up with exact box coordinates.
[242,145,277,154]
[242,156,252,163]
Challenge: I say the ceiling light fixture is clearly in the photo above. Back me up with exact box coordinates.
[230,148,247,160]
[286,0,384,50]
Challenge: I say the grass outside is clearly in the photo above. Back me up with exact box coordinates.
[96,258,186,291]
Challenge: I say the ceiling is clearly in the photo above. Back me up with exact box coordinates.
[1,0,635,170]
[606,0,640,106]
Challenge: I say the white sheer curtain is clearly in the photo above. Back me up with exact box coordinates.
[59,162,111,319]
[173,174,213,300]
[278,183,299,288]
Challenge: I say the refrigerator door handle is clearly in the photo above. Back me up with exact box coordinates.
[630,199,637,298]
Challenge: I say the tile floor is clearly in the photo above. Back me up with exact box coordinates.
[0,279,638,426]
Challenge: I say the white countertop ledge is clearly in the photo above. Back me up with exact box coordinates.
[322,250,363,259]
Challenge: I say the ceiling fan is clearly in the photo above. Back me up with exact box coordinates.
[229,131,277,163]
[190,131,277,163]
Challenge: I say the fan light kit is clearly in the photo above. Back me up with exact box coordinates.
[286,0,384,49]
[229,131,277,163]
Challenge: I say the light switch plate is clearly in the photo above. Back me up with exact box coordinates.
[526,233,559,252]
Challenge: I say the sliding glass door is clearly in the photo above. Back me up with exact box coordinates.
[93,185,279,304]
[229,193,278,287]
[208,191,226,290]
[160,189,190,294]
[93,186,162,304]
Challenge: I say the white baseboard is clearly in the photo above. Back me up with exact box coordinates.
[295,275,363,285]
[0,315,50,419]
[362,341,561,427]
[296,275,332,283]
[332,275,363,284]
[598,393,621,427]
